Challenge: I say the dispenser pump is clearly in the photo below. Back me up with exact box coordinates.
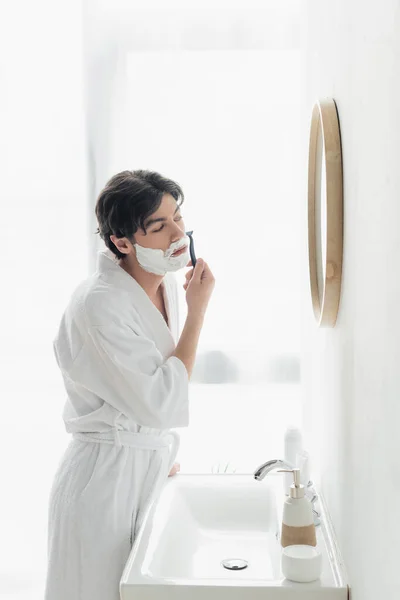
[278,468,305,499]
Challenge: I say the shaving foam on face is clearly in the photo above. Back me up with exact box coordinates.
[134,235,190,275]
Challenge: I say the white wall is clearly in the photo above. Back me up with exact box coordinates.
[0,2,88,596]
[300,2,400,599]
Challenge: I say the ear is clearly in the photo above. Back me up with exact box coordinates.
[110,234,131,256]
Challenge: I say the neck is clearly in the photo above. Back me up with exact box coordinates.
[118,254,164,300]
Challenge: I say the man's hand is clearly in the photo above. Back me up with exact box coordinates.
[168,462,180,477]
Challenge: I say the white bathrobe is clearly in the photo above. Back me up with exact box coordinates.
[44,248,189,600]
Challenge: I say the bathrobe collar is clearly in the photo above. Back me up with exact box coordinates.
[95,248,178,354]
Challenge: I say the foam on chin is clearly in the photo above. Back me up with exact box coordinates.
[134,235,190,275]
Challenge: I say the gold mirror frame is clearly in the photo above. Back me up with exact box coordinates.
[308,98,343,327]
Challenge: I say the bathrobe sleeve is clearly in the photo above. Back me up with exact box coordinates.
[69,321,189,429]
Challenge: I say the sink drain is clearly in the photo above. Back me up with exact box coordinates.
[221,558,248,571]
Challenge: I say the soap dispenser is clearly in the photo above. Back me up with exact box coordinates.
[278,468,316,548]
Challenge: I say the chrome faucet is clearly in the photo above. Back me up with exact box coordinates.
[253,459,321,526]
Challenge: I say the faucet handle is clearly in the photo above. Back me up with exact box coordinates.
[253,458,296,481]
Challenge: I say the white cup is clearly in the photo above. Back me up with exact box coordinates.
[281,545,322,583]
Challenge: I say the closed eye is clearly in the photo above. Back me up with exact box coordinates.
[153,215,183,233]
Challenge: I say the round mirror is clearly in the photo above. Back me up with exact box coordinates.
[314,118,327,308]
[307,99,343,327]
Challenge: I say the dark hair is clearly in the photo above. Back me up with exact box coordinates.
[95,169,185,260]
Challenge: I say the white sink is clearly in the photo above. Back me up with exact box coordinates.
[120,474,348,600]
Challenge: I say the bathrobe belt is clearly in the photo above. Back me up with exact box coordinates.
[72,428,180,474]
